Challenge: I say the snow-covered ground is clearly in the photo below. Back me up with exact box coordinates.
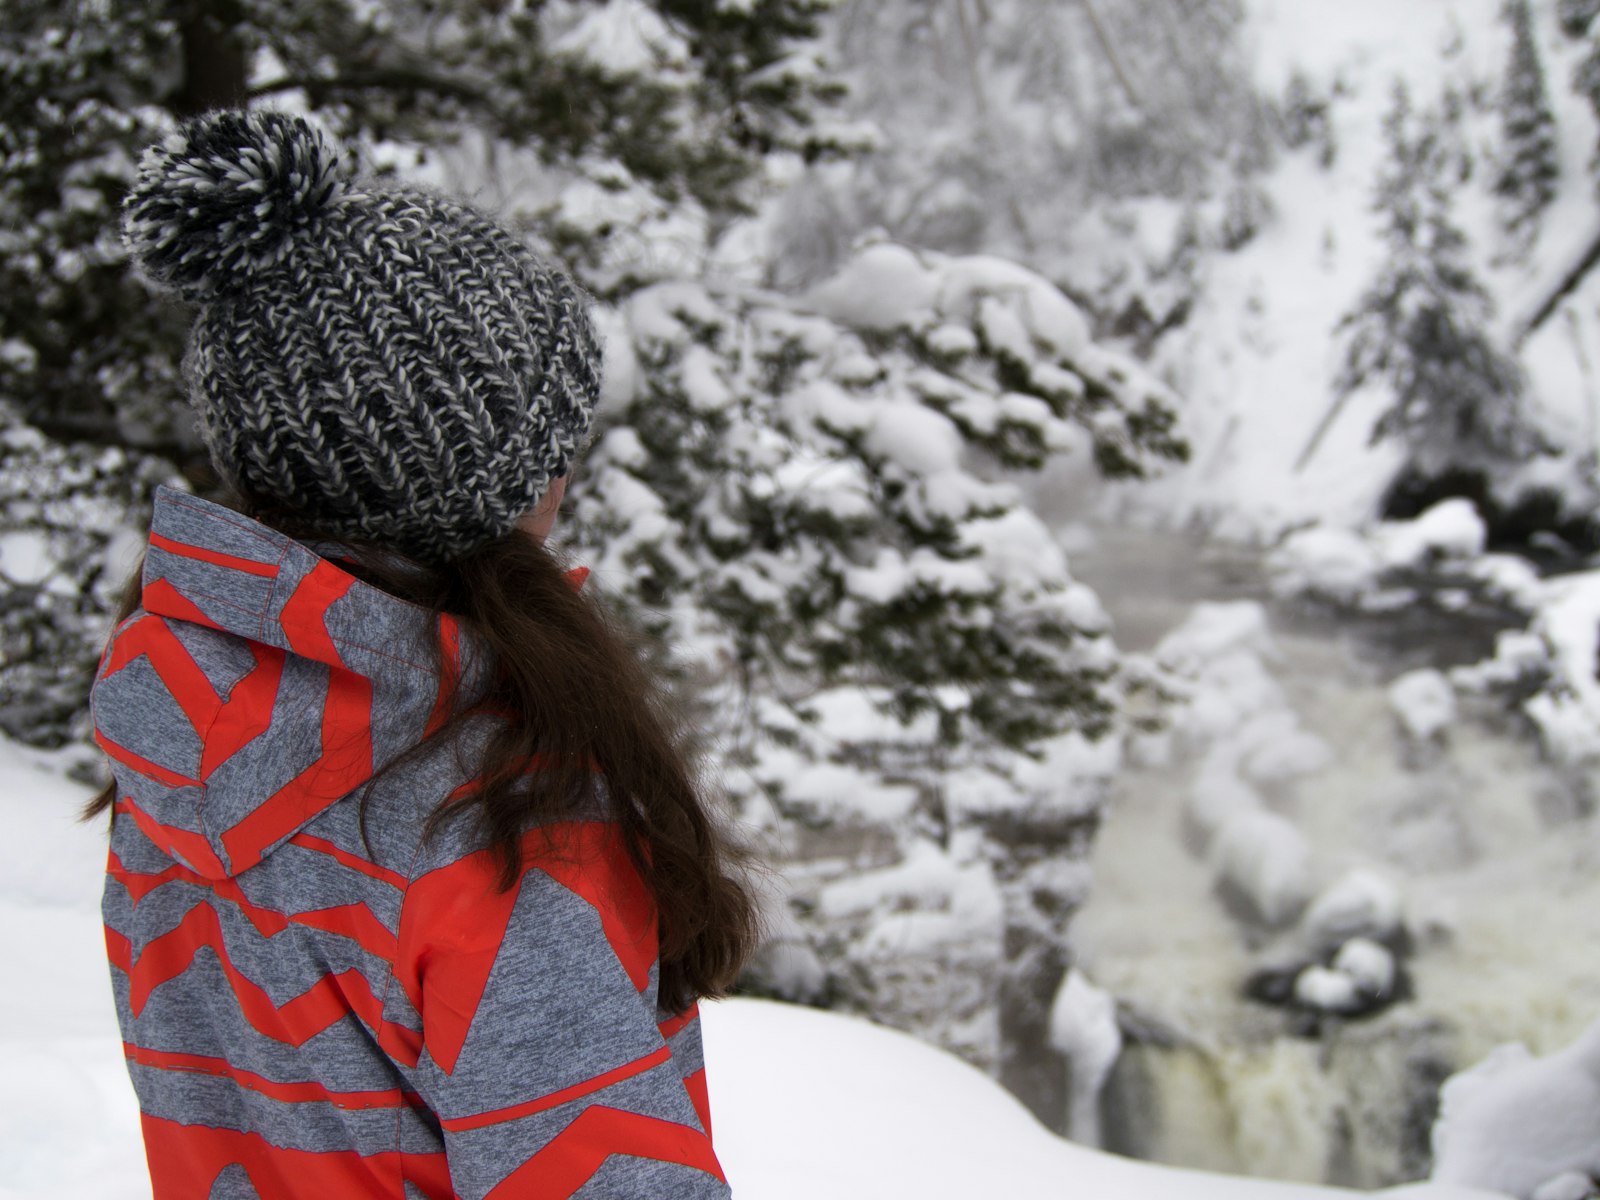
[0,737,1514,1200]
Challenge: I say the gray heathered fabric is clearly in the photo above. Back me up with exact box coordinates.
[121,111,599,564]
[94,489,730,1199]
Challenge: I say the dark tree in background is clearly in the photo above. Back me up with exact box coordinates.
[1330,84,1530,479]
[1495,0,1561,255]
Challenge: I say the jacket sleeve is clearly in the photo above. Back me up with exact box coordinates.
[391,820,729,1200]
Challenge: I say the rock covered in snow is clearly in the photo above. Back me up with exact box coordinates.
[1293,964,1367,1014]
[1375,500,1488,572]
[1176,653,1292,746]
[1288,939,1396,1016]
[1204,709,1336,788]
[1464,554,1545,611]
[1048,969,1122,1147]
[1331,937,1396,997]
[1252,937,1401,1022]
[1210,809,1314,929]
[1300,869,1405,954]
[1187,754,1267,847]
[1444,568,1600,766]
[1155,600,1278,675]
[1388,669,1458,743]
[1239,723,1335,785]
[1431,1017,1600,1197]
[1521,571,1600,765]
[1267,501,1488,609]
[1268,525,1383,604]
[1451,629,1551,694]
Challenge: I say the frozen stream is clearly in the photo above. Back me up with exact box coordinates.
[1065,526,1600,1188]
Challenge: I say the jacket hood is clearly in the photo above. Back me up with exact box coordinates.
[92,487,485,880]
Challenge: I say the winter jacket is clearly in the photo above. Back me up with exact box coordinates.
[91,486,730,1200]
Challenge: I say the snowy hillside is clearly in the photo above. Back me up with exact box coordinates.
[771,0,1600,543]
[1117,0,1600,538]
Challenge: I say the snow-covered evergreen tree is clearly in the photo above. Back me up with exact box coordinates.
[1,0,850,462]
[0,0,851,744]
[570,241,1184,1128]
[575,240,1184,813]
[1334,83,1531,478]
[1494,0,1561,254]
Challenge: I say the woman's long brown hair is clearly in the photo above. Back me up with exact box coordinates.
[87,513,760,1012]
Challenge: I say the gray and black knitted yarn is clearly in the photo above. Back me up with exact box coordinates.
[123,110,600,563]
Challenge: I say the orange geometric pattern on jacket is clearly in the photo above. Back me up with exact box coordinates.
[97,495,727,1199]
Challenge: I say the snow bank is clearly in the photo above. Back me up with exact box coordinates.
[1431,1017,1600,1199]
[0,744,146,1200]
[703,998,1506,1200]
[1269,501,1492,608]
[1520,571,1600,765]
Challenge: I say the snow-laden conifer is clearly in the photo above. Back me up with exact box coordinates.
[569,240,1185,1127]
[0,0,853,744]
[1494,0,1561,255]
[1331,83,1532,479]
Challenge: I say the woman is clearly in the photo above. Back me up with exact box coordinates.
[87,110,758,1199]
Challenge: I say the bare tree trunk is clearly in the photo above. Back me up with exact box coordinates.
[952,0,1037,255]
[1516,224,1600,344]
[1294,387,1359,473]
[172,13,250,116]
[953,0,990,120]
[1078,0,1143,114]
[1563,307,1600,466]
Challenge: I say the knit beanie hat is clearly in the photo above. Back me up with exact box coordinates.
[122,110,600,563]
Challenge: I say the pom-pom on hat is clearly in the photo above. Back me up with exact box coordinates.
[123,110,600,563]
